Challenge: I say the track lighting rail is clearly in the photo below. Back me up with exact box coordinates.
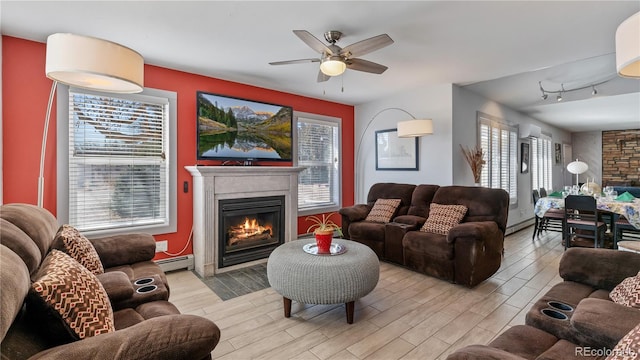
[538,77,613,101]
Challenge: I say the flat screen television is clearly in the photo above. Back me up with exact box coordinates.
[197,91,293,162]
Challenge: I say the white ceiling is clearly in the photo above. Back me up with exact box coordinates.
[2,1,639,132]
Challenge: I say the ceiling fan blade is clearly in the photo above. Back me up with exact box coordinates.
[346,58,388,74]
[317,70,330,83]
[293,30,333,55]
[341,34,393,58]
[269,58,320,66]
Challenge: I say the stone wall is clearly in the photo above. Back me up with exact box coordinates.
[602,129,640,186]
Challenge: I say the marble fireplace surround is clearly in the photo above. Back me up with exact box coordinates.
[185,166,305,277]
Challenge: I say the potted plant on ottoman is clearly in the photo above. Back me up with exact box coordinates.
[306,213,343,253]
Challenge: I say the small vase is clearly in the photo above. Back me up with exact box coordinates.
[314,230,333,253]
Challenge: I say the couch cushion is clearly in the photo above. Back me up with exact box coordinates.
[407,184,440,217]
[0,204,59,260]
[402,231,453,260]
[420,203,467,235]
[432,186,509,234]
[607,322,640,360]
[0,219,42,276]
[348,222,386,242]
[610,271,640,309]
[52,225,104,275]
[365,198,401,223]
[366,183,415,216]
[27,250,114,344]
[0,245,31,340]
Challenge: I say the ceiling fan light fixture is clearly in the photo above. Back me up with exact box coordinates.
[320,55,346,76]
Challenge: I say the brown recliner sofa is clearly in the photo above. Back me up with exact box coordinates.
[447,248,640,359]
[340,183,509,287]
[1,203,220,359]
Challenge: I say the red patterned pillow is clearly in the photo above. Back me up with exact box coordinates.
[610,272,640,309]
[606,322,640,360]
[52,224,104,275]
[365,198,402,223]
[27,250,114,343]
[420,203,468,235]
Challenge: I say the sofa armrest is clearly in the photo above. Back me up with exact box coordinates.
[96,271,134,302]
[446,345,526,360]
[28,314,220,360]
[448,221,503,254]
[559,248,640,291]
[570,298,640,349]
[339,204,370,222]
[89,233,156,268]
[448,221,504,287]
[393,215,426,228]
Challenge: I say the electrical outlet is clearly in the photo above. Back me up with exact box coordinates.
[155,240,168,253]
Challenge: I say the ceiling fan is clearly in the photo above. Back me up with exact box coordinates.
[270,30,393,82]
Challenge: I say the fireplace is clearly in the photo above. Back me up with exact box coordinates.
[218,196,285,268]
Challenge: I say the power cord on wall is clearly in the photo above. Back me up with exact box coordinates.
[161,226,193,257]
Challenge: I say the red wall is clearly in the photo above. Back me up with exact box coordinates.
[2,36,355,260]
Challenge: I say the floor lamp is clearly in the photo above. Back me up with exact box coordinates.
[355,107,433,202]
[566,159,588,186]
[38,33,144,207]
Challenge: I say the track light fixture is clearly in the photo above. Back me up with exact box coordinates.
[538,78,611,102]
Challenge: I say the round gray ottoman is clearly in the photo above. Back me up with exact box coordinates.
[267,238,379,324]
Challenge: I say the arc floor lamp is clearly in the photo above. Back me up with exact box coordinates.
[38,33,144,207]
[355,107,433,202]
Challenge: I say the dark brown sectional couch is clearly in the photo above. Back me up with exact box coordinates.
[1,203,220,359]
[340,183,509,287]
[448,247,640,359]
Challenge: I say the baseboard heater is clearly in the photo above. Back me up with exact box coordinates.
[505,218,535,236]
[155,255,194,272]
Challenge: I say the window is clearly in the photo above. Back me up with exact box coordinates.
[57,86,177,236]
[478,112,518,205]
[297,113,341,215]
[531,136,553,191]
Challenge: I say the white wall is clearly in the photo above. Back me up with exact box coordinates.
[571,131,602,185]
[354,84,453,203]
[452,86,572,227]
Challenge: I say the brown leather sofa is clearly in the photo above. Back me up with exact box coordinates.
[1,203,220,360]
[447,248,640,359]
[340,183,509,287]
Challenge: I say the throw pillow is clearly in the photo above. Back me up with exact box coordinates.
[606,322,640,360]
[610,271,640,309]
[52,224,104,275]
[420,203,468,235]
[27,250,114,343]
[365,198,402,223]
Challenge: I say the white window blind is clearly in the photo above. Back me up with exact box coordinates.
[297,116,341,213]
[531,136,553,192]
[478,113,518,205]
[66,89,170,233]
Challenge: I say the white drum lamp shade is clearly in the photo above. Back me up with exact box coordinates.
[567,159,589,186]
[46,33,144,93]
[616,11,640,79]
[397,119,433,138]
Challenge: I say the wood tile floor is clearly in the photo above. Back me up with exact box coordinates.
[167,226,565,360]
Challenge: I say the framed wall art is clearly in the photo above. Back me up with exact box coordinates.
[554,143,562,165]
[521,142,530,174]
[375,128,419,171]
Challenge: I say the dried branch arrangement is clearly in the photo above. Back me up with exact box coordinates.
[460,144,486,183]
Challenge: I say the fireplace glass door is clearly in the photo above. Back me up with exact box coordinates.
[218,196,284,268]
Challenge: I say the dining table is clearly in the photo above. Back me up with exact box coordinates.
[534,195,640,230]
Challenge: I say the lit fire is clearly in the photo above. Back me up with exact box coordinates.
[229,217,272,242]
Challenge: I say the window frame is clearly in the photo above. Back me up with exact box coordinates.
[477,112,518,207]
[56,85,177,237]
[531,135,554,193]
[295,111,342,216]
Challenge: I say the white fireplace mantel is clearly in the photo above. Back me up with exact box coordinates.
[185,166,305,277]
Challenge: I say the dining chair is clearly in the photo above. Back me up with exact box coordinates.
[613,217,640,249]
[532,190,564,240]
[563,195,608,249]
[539,188,548,197]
